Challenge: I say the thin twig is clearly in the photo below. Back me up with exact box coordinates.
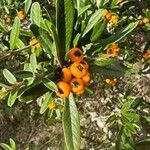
[0,42,38,62]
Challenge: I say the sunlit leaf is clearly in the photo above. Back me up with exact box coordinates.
[3,69,17,85]
[10,17,20,49]
[31,2,41,26]
[7,90,18,107]
[63,93,81,150]
[82,9,104,37]
[40,92,53,114]
[25,0,32,14]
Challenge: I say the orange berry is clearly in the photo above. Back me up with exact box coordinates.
[82,72,90,85]
[29,38,40,48]
[70,78,85,93]
[107,43,120,57]
[48,101,56,110]
[109,15,119,24]
[17,10,25,20]
[68,48,84,62]
[80,60,89,70]
[61,67,72,82]
[105,13,112,21]
[138,19,144,25]
[143,50,150,59]
[103,9,109,17]
[105,78,117,86]
[56,81,71,98]
[143,18,149,24]
[70,62,87,78]
[75,88,85,95]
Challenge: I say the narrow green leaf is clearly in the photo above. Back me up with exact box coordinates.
[30,2,41,26]
[94,59,115,66]
[56,0,65,54]
[38,28,54,56]
[56,0,75,53]
[30,53,37,73]
[7,90,18,107]
[78,4,91,16]
[64,0,75,51]
[9,138,16,150]
[0,143,11,150]
[3,69,17,85]
[73,33,81,47]
[91,20,106,42]
[19,83,48,102]
[82,9,104,37]
[16,39,25,48]
[43,78,57,92]
[40,92,53,114]
[94,22,138,51]
[15,71,33,79]
[25,0,32,14]
[10,17,20,49]
[63,93,81,150]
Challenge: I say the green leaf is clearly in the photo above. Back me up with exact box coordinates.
[25,0,32,14]
[38,28,54,56]
[43,78,57,92]
[30,2,41,26]
[19,82,48,102]
[82,9,104,37]
[7,90,18,107]
[56,0,75,53]
[9,138,16,150]
[30,53,37,74]
[78,4,91,16]
[15,71,33,79]
[16,39,25,48]
[10,17,20,49]
[56,0,65,54]
[40,92,53,114]
[64,0,75,51]
[0,143,11,150]
[63,93,81,150]
[94,59,116,66]
[91,20,106,42]
[73,33,81,47]
[91,61,126,77]
[3,69,17,85]
[94,22,138,51]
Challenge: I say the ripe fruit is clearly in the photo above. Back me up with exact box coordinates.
[80,60,89,70]
[143,50,150,59]
[17,10,25,20]
[105,13,112,21]
[29,38,40,48]
[56,81,71,98]
[48,101,56,110]
[75,89,85,95]
[68,48,84,62]
[82,72,90,85]
[109,15,119,24]
[70,62,87,78]
[105,78,117,86]
[61,67,72,82]
[70,78,84,93]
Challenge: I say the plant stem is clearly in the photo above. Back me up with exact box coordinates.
[0,42,38,62]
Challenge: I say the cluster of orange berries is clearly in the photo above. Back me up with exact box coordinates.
[103,9,119,25]
[138,18,149,26]
[56,48,90,99]
[100,43,120,59]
